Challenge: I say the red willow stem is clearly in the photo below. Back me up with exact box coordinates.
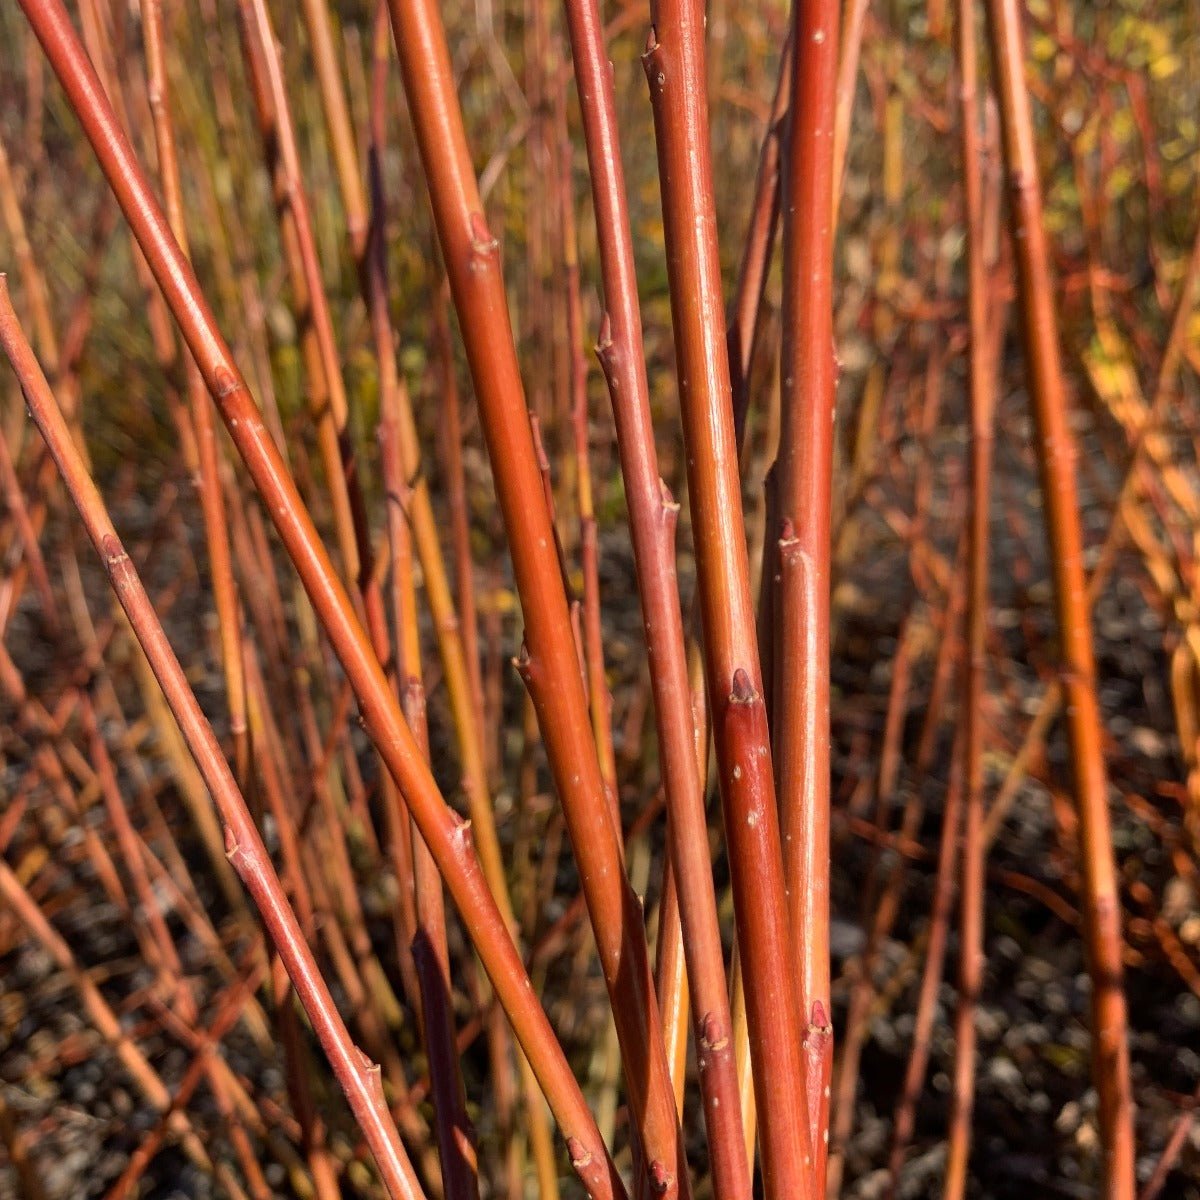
[982,0,1136,1194]
[382,0,685,1191]
[665,38,790,1167]
[945,2,993,1194]
[773,0,841,1184]
[16,6,623,1195]
[556,0,748,1187]
[642,3,815,1199]
[0,276,424,1200]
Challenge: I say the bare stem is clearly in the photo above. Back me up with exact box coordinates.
[982,0,1135,1192]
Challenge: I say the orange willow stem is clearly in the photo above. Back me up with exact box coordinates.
[387,418,480,1200]
[728,35,791,448]
[283,8,505,1000]
[643,1,814,1197]
[360,7,565,1190]
[298,0,369,262]
[945,1,992,1194]
[139,0,250,796]
[831,0,870,217]
[556,0,747,1186]
[366,29,478,1196]
[982,0,1135,1194]
[0,275,424,1200]
[566,121,619,823]
[431,284,490,779]
[774,0,841,1186]
[653,862,690,1110]
[0,187,110,638]
[16,6,623,1194]
[0,421,55,628]
[383,0,685,1190]
[0,135,58,376]
[983,216,1200,851]
[351,12,514,938]
[235,0,376,639]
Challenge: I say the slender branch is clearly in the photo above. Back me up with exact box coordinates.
[383,0,684,1188]
[981,1,1135,1193]
[554,0,750,1187]
[773,0,841,1186]
[0,275,425,1200]
[15,6,624,1193]
[643,0,816,1192]
[140,0,250,796]
[945,2,993,1192]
